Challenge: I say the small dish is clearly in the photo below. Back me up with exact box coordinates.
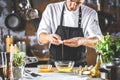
[37,64,52,72]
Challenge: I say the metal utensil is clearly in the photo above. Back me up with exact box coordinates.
[25,69,41,77]
[25,0,39,20]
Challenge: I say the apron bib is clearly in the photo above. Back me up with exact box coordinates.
[49,4,86,67]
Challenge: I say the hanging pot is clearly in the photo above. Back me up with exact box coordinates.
[97,11,113,33]
[105,58,120,80]
[4,0,25,31]
[26,8,39,20]
[25,0,39,20]
[5,12,25,31]
[95,0,114,34]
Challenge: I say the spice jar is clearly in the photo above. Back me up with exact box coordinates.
[5,35,13,53]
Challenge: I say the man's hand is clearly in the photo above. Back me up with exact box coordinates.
[63,37,84,47]
[39,33,62,45]
[48,34,62,45]
[63,37,99,48]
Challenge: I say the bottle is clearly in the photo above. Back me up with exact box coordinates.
[17,41,22,52]
[0,28,5,52]
[90,53,103,77]
[6,52,13,80]
[6,35,13,53]
[21,41,26,53]
[96,53,103,67]
[6,44,15,80]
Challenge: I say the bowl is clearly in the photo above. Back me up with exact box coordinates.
[30,44,50,60]
[37,64,52,72]
[54,61,75,72]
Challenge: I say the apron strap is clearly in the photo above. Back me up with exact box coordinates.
[59,4,65,27]
[78,7,82,28]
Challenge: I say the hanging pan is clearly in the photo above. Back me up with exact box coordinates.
[5,0,25,31]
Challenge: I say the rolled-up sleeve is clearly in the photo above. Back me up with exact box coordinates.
[84,11,102,40]
[37,4,52,42]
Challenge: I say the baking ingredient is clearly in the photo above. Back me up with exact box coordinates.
[38,64,52,72]
[90,53,103,77]
[38,68,51,72]
[73,65,93,75]
[57,67,72,72]
[6,35,13,53]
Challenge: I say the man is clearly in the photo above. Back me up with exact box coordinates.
[37,0,102,67]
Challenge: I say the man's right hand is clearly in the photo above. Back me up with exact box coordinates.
[48,34,62,45]
[39,33,62,45]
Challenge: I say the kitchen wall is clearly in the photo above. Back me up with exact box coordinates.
[0,0,65,63]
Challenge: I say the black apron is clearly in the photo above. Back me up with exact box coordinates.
[49,4,86,67]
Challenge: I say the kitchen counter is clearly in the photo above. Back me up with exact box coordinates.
[23,67,102,80]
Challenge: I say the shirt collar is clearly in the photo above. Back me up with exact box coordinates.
[64,4,79,14]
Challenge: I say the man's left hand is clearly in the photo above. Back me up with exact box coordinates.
[63,37,85,47]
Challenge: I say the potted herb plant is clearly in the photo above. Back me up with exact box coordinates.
[12,49,26,80]
[95,33,120,63]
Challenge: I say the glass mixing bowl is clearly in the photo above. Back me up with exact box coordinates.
[54,61,75,72]
[37,64,52,72]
